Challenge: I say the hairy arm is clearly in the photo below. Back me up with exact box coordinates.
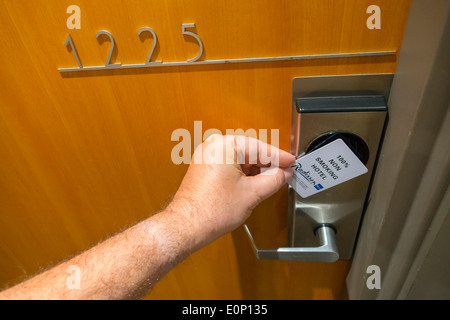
[0,135,294,300]
[0,209,195,299]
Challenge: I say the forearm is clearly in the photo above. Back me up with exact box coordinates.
[0,135,294,300]
[0,206,198,300]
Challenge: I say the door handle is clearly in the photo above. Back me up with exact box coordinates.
[244,224,339,263]
[244,75,390,263]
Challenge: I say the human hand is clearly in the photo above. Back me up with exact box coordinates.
[0,134,295,300]
[167,134,295,249]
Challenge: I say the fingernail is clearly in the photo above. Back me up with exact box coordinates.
[283,168,293,180]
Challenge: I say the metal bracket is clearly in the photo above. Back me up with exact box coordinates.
[244,224,339,263]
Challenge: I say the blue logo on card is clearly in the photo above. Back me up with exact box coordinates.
[293,163,324,190]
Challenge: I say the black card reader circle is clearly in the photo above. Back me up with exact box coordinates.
[305,131,370,165]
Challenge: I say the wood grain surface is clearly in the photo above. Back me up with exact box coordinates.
[0,0,410,299]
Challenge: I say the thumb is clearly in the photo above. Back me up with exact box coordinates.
[245,167,293,203]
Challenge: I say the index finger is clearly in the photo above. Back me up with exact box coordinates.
[233,135,295,168]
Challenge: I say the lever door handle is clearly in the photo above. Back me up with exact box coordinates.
[244,224,339,263]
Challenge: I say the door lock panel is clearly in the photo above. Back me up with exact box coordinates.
[245,74,392,262]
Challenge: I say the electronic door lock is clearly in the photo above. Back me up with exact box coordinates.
[244,74,393,262]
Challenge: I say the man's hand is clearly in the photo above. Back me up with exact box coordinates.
[0,135,294,299]
[167,134,295,250]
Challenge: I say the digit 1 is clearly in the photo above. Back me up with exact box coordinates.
[64,34,83,69]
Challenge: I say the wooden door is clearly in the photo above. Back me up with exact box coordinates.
[0,0,411,299]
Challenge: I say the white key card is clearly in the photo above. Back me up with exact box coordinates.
[288,139,368,198]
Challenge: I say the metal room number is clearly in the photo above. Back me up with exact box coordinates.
[59,23,395,73]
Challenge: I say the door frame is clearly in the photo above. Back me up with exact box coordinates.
[346,0,450,299]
